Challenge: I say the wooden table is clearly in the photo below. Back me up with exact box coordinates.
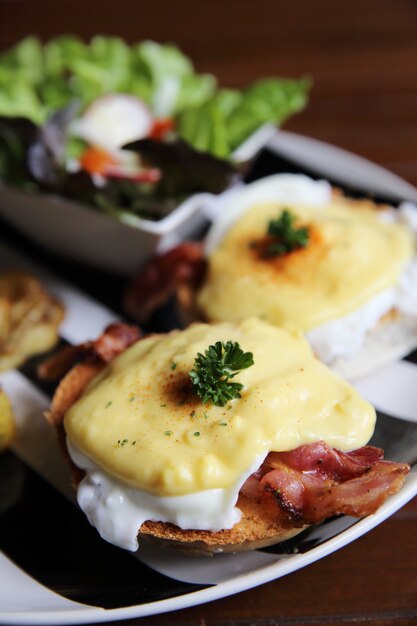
[1,1,416,624]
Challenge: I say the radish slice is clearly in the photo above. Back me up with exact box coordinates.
[70,94,154,151]
[104,165,161,183]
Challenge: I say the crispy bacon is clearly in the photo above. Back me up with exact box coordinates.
[267,442,384,481]
[91,322,141,362]
[241,441,409,524]
[124,242,206,323]
[38,322,141,381]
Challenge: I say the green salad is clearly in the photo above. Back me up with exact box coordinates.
[0,36,310,220]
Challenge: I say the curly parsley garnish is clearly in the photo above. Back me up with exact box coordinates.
[189,341,254,407]
[264,209,309,257]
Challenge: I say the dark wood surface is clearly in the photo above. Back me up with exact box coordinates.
[1,1,417,624]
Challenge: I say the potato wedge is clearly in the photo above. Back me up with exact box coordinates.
[0,270,65,372]
[0,388,15,451]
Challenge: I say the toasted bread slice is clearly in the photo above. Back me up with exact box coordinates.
[140,495,304,554]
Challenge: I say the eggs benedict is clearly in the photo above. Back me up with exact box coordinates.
[125,175,417,379]
[45,319,409,553]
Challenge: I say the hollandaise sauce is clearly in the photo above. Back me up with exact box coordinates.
[65,319,375,498]
[198,200,414,330]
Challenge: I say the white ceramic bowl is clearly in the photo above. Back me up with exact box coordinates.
[0,183,211,275]
[0,124,276,275]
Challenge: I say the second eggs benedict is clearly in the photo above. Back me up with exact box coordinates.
[126,175,417,379]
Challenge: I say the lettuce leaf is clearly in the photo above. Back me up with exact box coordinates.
[0,36,310,219]
[0,36,218,123]
[131,40,216,116]
[177,77,310,156]
[124,137,237,196]
[0,37,309,159]
[0,116,38,186]
[225,77,311,149]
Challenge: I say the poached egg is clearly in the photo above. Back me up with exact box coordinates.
[198,175,417,377]
[64,318,375,550]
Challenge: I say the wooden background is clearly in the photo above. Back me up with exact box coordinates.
[1,1,417,624]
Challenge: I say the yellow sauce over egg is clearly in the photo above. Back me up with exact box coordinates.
[197,199,414,330]
[64,319,376,496]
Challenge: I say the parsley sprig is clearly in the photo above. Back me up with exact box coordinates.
[189,341,254,406]
[265,209,309,257]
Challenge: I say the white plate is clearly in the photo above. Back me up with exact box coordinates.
[0,240,417,625]
[1,134,417,624]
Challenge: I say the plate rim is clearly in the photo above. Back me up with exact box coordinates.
[1,471,416,625]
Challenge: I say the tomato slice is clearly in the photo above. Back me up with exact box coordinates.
[80,146,161,183]
[149,118,175,140]
[79,147,117,175]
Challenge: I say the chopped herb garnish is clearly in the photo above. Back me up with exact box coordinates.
[165,430,173,436]
[117,438,129,447]
[129,396,136,402]
[170,361,177,370]
[190,410,196,418]
[218,422,228,426]
[131,440,136,445]
[264,209,309,257]
[160,403,167,407]
[105,401,112,408]
[189,340,254,407]
[194,431,200,437]
[203,412,209,419]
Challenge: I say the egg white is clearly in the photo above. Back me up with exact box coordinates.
[68,439,266,551]
[307,205,417,368]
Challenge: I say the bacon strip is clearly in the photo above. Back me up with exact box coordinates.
[124,242,206,323]
[267,442,384,481]
[38,322,141,381]
[91,323,141,362]
[241,441,409,524]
